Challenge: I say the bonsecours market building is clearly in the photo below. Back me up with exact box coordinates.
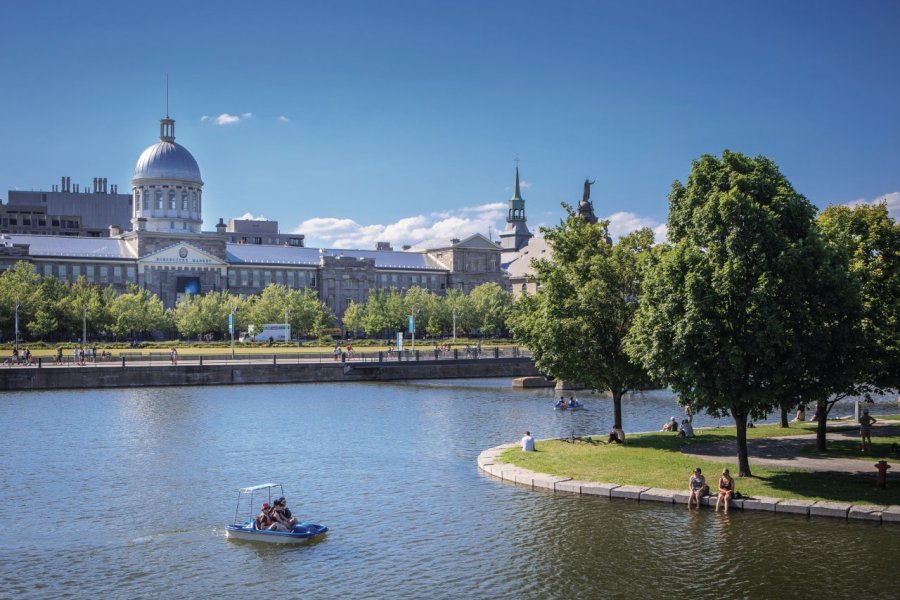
[0,115,516,320]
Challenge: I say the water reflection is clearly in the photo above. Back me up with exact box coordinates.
[0,380,898,599]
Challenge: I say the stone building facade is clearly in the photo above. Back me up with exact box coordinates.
[0,114,508,321]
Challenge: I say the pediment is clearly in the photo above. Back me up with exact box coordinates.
[452,233,502,251]
[139,242,227,267]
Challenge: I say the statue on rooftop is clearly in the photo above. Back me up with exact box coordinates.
[583,179,595,203]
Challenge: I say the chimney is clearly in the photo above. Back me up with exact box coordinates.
[109,224,121,237]
[450,238,460,244]
[215,218,226,234]
[375,241,393,251]
[402,244,411,251]
[136,217,147,232]
[93,178,97,193]
[60,176,65,192]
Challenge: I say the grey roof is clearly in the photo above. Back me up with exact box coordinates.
[133,141,202,183]
[502,236,551,279]
[5,234,134,259]
[226,244,446,271]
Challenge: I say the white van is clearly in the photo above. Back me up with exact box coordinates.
[240,323,291,342]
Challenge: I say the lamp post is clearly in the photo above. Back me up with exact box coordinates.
[82,303,87,347]
[230,304,237,358]
[452,307,457,343]
[14,299,20,356]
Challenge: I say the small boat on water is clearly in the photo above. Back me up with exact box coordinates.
[554,400,584,411]
[225,483,328,544]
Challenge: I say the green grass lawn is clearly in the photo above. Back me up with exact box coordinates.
[499,423,900,506]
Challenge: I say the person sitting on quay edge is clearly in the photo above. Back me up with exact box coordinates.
[662,416,678,432]
[521,431,535,452]
[678,419,694,438]
[688,467,707,509]
[716,468,735,514]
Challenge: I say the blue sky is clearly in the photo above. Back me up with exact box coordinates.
[1,0,897,248]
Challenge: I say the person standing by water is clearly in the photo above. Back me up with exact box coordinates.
[859,409,877,452]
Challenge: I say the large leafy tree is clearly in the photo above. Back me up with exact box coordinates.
[627,151,826,477]
[107,284,168,338]
[0,261,43,341]
[508,210,654,430]
[808,202,900,448]
[247,284,333,339]
[469,282,513,336]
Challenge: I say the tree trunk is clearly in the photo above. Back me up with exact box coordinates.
[733,408,752,477]
[611,389,623,430]
[780,406,789,428]
[815,400,828,452]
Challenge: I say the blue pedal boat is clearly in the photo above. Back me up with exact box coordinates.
[225,483,328,544]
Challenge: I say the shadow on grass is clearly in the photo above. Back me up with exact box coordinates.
[746,470,900,505]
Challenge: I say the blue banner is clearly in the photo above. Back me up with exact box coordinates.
[408,315,415,333]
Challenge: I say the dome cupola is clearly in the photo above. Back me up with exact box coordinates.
[130,116,204,233]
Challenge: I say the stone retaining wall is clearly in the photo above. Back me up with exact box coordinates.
[477,443,900,525]
[0,358,540,391]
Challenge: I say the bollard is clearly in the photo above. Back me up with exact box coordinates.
[415,350,419,361]
[494,347,499,359]
[273,354,277,365]
[38,357,42,368]
[378,351,383,362]
[454,349,459,360]
[122,356,126,368]
[199,355,203,366]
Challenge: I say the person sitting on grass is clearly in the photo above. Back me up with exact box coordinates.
[605,426,625,444]
[716,468,734,514]
[688,468,706,509]
[678,419,694,438]
[521,431,535,452]
[662,416,678,432]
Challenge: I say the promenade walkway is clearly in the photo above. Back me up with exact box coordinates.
[681,424,900,474]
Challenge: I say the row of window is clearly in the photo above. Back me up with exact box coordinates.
[0,216,79,228]
[41,262,136,285]
[134,189,200,213]
[228,269,317,289]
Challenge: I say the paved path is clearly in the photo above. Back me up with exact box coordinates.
[681,424,900,474]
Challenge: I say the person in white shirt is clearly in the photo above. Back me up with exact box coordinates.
[521,431,535,452]
[679,419,694,438]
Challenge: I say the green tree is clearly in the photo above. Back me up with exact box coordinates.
[508,210,654,430]
[342,301,364,337]
[626,151,825,477]
[811,202,900,448]
[0,261,43,341]
[469,282,513,337]
[108,284,167,337]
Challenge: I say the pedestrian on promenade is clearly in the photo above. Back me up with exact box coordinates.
[55,347,63,365]
[170,347,178,366]
[521,431,535,452]
[859,409,877,452]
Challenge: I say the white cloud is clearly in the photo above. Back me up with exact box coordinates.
[520,180,532,190]
[277,115,291,123]
[292,202,507,250]
[603,211,667,242]
[214,113,241,125]
[200,115,210,122]
[235,212,268,221]
[846,191,900,220]
[242,112,253,119]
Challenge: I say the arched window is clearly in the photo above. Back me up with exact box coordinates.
[181,192,188,211]
[134,191,141,213]
[155,190,163,210]
[168,191,176,210]
[191,191,197,212]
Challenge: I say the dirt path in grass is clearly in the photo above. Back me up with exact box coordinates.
[681,425,900,474]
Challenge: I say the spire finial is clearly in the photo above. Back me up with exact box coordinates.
[166,73,169,118]
[511,157,523,201]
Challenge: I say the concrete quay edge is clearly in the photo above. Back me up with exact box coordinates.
[477,443,899,525]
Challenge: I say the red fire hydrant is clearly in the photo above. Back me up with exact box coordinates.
[875,460,891,489]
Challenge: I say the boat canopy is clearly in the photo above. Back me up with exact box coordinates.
[239,483,282,493]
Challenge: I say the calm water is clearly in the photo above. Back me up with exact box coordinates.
[1,381,898,600]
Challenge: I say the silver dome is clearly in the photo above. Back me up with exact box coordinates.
[132,141,202,183]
